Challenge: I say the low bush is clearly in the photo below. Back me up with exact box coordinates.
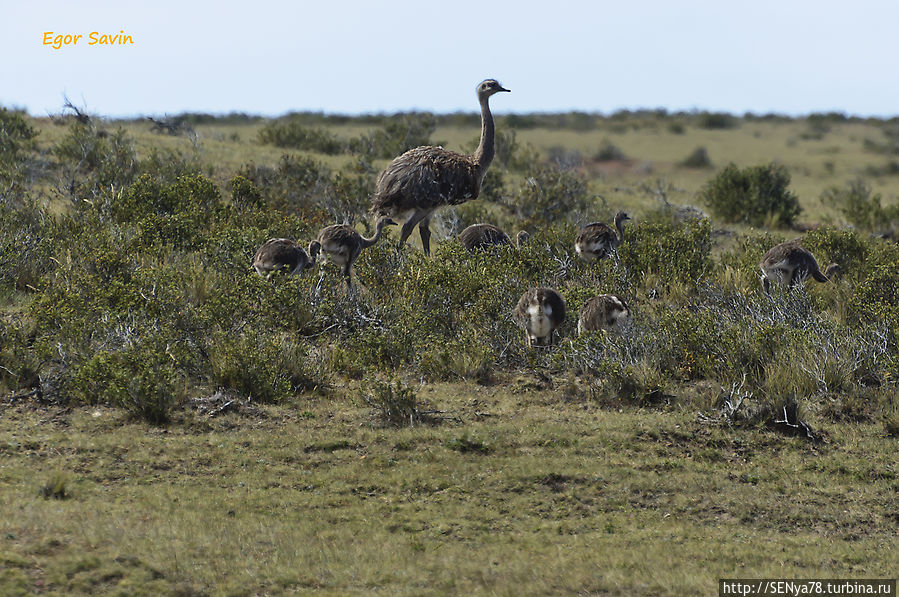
[695,112,738,130]
[680,147,712,168]
[363,377,423,427]
[53,121,138,201]
[348,113,439,160]
[700,162,801,227]
[257,120,344,154]
[504,163,590,228]
[820,178,899,234]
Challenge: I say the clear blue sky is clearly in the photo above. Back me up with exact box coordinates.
[3,0,898,118]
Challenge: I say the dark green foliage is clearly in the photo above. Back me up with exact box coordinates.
[446,434,491,454]
[696,112,738,130]
[137,147,202,184]
[800,114,832,140]
[820,178,899,233]
[208,330,316,403]
[850,262,899,330]
[39,472,71,500]
[593,140,626,162]
[863,123,899,155]
[72,338,179,423]
[239,154,331,223]
[229,175,264,210]
[0,107,37,159]
[0,199,58,290]
[257,120,344,154]
[680,147,712,168]
[0,317,41,394]
[617,213,714,286]
[700,163,801,227]
[802,227,869,281]
[0,108,38,200]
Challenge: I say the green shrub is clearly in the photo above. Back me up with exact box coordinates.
[593,140,626,162]
[349,113,439,160]
[820,178,899,233]
[238,154,331,222]
[0,107,37,159]
[53,122,138,200]
[0,317,41,394]
[72,339,179,424]
[696,112,738,130]
[849,262,899,330]
[617,213,713,289]
[680,147,712,168]
[0,107,37,199]
[802,227,869,281]
[505,163,590,228]
[257,120,344,154]
[0,199,59,290]
[362,377,423,427]
[700,163,801,227]
[229,175,264,210]
[208,330,317,403]
[137,147,202,184]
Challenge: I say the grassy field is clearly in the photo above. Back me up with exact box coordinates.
[1,107,898,595]
[2,382,897,595]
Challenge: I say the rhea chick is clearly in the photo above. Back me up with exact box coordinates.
[578,294,632,335]
[458,223,529,251]
[252,238,321,279]
[317,216,397,287]
[575,211,630,261]
[512,287,566,347]
[759,239,841,293]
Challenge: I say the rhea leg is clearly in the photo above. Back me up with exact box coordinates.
[418,217,432,256]
[399,210,429,250]
[343,262,353,288]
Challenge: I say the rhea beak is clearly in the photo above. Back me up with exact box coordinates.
[499,86,511,92]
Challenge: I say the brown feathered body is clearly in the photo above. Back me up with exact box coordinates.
[252,238,320,279]
[578,294,632,335]
[458,223,529,251]
[512,287,566,347]
[370,79,509,255]
[759,239,840,293]
[575,211,630,261]
[373,147,482,213]
[317,217,396,286]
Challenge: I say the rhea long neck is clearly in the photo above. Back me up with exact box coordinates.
[361,220,388,248]
[472,94,496,177]
[615,216,627,242]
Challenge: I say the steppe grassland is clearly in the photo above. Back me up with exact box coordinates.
[1,110,898,595]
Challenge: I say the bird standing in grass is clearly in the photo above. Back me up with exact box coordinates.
[575,211,630,261]
[513,287,566,347]
[371,79,510,255]
[759,239,840,293]
[578,294,632,335]
[316,216,397,288]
